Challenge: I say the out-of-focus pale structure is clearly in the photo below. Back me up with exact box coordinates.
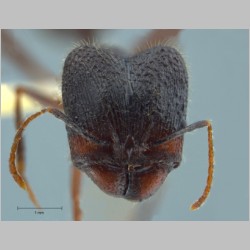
[1,81,61,117]
[1,84,37,116]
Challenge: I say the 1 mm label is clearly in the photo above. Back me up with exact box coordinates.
[35,210,44,215]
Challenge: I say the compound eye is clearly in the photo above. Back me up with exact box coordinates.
[172,162,180,169]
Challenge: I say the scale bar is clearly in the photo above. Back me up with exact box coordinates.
[17,206,63,210]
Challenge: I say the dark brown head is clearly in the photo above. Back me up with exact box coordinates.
[62,44,188,201]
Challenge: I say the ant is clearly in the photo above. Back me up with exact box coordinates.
[9,43,214,221]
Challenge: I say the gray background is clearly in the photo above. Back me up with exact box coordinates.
[1,29,249,220]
